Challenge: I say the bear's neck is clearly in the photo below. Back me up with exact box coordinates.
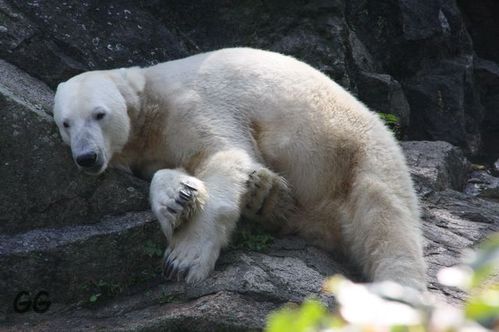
[111,96,171,179]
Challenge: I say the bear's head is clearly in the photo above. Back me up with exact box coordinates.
[53,70,138,175]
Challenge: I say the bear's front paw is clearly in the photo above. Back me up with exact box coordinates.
[150,170,208,241]
[162,228,220,283]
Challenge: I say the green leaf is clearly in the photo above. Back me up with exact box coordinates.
[379,113,399,124]
[266,307,296,332]
[378,113,402,139]
[89,293,101,303]
[465,287,499,326]
[144,240,164,257]
[266,299,332,332]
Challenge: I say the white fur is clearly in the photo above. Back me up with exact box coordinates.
[53,48,426,290]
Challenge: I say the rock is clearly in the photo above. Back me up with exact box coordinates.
[464,170,499,200]
[0,0,189,87]
[458,0,499,64]
[2,290,276,332]
[345,0,484,153]
[0,59,150,234]
[356,71,410,129]
[401,141,471,194]
[0,212,165,320]
[421,189,499,304]
[185,238,358,305]
[403,57,483,153]
[474,58,499,158]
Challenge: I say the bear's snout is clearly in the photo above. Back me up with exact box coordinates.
[75,151,98,168]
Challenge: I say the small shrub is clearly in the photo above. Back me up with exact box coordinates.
[85,279,124,304]
[378,112,402,139]
[231,228,274,251]
[143,239,164,258]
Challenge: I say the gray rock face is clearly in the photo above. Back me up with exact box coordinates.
[0,212,165,319]
[421,189,499,304]
[403,57,483,153]
[464,170,499,200]
[401,141,471,194]
[473,58,499,159]
[458,0,499,64]
[0,0,496,155]
[356,72,410,130]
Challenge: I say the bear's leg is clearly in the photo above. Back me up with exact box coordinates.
[343,176,426,291]
[150,169,208,242]
[241,167,295,231]
[159,148,262,283]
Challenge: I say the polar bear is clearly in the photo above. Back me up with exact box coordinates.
[53,48,426,290]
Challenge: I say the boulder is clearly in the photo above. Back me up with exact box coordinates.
[474,58,499,158]
[401,141,470,194]
[403,57,483,153]
[356,72,410,130]
[458,0,499,64]
[464,170,499,200]
[0,212,165,319]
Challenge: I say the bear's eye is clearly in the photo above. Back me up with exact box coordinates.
[95,112,106,120]
[63,121,70,128]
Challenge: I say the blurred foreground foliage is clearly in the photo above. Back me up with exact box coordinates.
[266,234,499,332]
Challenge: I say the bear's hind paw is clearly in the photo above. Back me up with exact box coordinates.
[242,167,295,230]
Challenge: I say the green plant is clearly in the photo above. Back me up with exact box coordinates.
[231,228,274,251]
[158,291,182,305]
[378,112,402,139]
[89,293,101,303]
[267,300,343,332]
[441,233,499,328]
[86,279,124,304]
[437,90,445,112]
[143,239,164,258]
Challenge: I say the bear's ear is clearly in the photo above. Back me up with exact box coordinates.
[120,67,145,95]
[112,67,145,113]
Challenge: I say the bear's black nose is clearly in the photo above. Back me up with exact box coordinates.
[76,152,97,168]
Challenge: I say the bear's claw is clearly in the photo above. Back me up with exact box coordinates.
[161,225,219,284]
[241,167,295,231]
[163,254,190,282]
[180,181,198,192]
[162,182,198,217]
